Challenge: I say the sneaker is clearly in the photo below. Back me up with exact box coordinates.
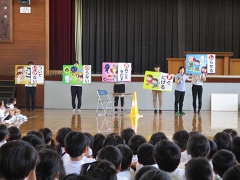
[78,109,81,114]
[159,110,162,114]
[72,109,76,114]
[115,108,118,112]
[180,112,185,115]
[198,110,201,114]
[175,112,180,115]
[154,110,157,114]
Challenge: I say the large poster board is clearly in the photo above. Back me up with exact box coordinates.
[15,65,44,84]
[62,65,91,85]
[186,54,215,74]
[102,62,131,82]
[143,71,174,92]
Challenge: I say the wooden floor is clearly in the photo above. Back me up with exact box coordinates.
[15,109,240,140]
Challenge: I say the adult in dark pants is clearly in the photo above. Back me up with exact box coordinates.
[25,61,36,111]
[192,74,206,113]
[174,66,192,115]
[71,61,82,115]
[113,82,125,113]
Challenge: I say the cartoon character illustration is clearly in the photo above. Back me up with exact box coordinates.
[194,60,200,71]
[146,74,153,85]
[104,64,110,73]
[16,72,24,83]
[71,66,77,75]
[77,74,83,83]
[201,66,207,75]
[152,78,159,88]
[65,75,72,83]
[188,56,194,70]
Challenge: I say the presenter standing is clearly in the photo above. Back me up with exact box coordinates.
[174,66,192,115]
[152,64,163,114]
[71,61,82,115]
[192,74,206,113]
[25,61,36,111]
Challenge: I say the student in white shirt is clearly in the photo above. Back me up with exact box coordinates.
[97,145,128,180]
[153,140,185,180]
[185,157,212,180]
[117,144,134,179]
[64,131,88,175]
[0,124,9,147]
[0,99,4,123]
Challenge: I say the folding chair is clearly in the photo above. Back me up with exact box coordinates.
[96,89,115,116]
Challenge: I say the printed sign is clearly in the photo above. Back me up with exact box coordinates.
[186,54,215,75]
[143,71,173,91]
[62,65,91,85]
[15,65,44,84]
[102,62,131,82]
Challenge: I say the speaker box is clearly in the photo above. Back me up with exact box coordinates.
[19,0,31,5]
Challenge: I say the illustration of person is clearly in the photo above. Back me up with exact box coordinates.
[151,78,159,88]
[188,56,194,70]
[16,72,24,83]
[104,64,110,73]
[77,74,83,83]
[194,60,200,71]
[146,74,153,85]
[201,66,207,75]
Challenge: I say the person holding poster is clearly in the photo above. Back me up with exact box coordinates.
[174,66,192,115]
[25,61,36,111]
[192,74,206,114]
[152,64,163,114]
[71,61,82,115]
[113,71,125,113]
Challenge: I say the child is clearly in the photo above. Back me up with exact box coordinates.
[6,97,27,124]
[64,131,88,175]
[185,157,212,180]
[0,124,9,147]
[153,139,185,180]
[0,99,4,124]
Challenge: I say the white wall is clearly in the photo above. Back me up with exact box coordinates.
[44,81,240,111]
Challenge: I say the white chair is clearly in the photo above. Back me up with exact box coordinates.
[96,89,115,116]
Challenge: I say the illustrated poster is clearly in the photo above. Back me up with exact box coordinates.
[143,71,173,92]
[62,65,91,85]
[15,65,44,84]
[102,62,131,82]
[186,54,215,74]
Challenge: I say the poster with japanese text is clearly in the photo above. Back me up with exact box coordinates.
[31,65,44,84]
[15,65,44,84]
[102,62,131,82]
[186,54,215,74]
[62,65,91,85]
[143,71,174,92]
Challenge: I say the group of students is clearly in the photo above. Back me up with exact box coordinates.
[0,97,27,125]
[0,124,240,180]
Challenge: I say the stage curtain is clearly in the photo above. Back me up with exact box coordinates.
[49,0,76,70]
[82,0,178,74]
[75,0,83,65]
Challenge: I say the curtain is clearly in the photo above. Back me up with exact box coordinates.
[75,0,82,65]
[49,0,76,70]
[178,0,240,57]
[82,0,178,74]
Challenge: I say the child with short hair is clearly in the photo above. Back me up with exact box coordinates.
[0,124,9,147]
[64,131,88,175]
[153,139,185,180]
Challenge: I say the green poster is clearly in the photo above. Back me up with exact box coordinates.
[62,65,83,85]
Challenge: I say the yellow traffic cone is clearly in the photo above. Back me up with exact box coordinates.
[127,92,143,118]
